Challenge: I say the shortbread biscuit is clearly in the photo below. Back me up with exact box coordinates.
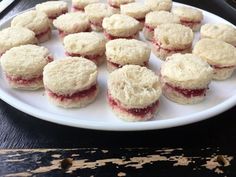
[106,39,151,72]
[145,0,172,11]
[108,65,161,121]
[72,0,99,11]
[193,39,236,80]
[1,44,53,90]
[43,57,98,108]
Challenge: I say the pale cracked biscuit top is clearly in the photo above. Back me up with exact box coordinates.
[63,32,106,55]
[145,0,172,11]
[35,1,68,17]
[72,0,99,8]
[106,39,151,65]
[145,11,180,28]
[102,14,140,37]
[53,12,89,33]
[1,44,51,79]
[154,23,194,48]
[108,65,162,108]
[11,10,50,33]
[120,3,150,19]
[43,57,98,95]
[0,27,36,54]
[85,3,115,21]
[172,6,203,22]
[193,39,236,66]
[161,53,213,89]
[200,24,236,46]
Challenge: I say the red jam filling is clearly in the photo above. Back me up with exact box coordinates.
[210,64,235,70]
[144,24,155,32]
[48,85,97,101]
[166,83,207,98]
[108,0,120,9]
[66,52,102,62]
[58,27,90,38]
[108,60,147,69]
[104,31,137,40]
[180,19,201,28]
[7,75,43,85]
[48,10,68,20]
[90,20,103,28]
[35,28,51,39]
[108,94,159,117]
[72,5,84,12]
[152,39,187,53]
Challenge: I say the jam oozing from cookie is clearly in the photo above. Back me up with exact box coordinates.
[108,94,159,118]
[35,28,51,39]
[165,83,207,98]
[104,31,138,40]
[47,85,97,101]
[6,75,43,85]
[66,52,103,63]
[180,19,201,29]
[210,64,235,70]
[152,39,188,53]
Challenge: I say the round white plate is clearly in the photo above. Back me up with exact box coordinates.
[0,1,236,131]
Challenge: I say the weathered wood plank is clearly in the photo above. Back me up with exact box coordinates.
[0,148,235,177]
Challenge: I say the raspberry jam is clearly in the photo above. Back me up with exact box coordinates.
[152,39,187,53]
[104,31,137,40]
[166,83,206,98]
[48,10,68,20]
[66,52,102,62]
[108,94,159,118]
[144,24,155,32]
[7,75,43,85]
[180,19,201,28]
[210,64,235,70]
[107,60,148,69]
[48,85,97,101]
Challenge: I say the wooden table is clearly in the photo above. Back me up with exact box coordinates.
[0,0,236,176]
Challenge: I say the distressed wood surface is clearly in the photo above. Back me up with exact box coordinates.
[0,148,235,177]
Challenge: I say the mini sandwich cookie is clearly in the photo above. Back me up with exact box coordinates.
[0,27,37,57]
[172,6,203,32]
[11,10,51,43]
[53,12,90,39]
[200,24,236,47]
[107,65,162,121]
[145,0,172,11]
[152,23,194,60]
[85,3,115,32]
[106,39,151,72]
[63,32,106,65]
[161,54,213,104]
[72,0,99,11]
[121,3,150,30]
[193,39,236,80]
[1,45,53,90]
[143,11,180,41]
[35,1,68,22]
[43,57,98,108]
[108,0,134,10]
[102,14,140,40]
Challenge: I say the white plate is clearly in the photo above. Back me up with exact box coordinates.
[0,1,236,131]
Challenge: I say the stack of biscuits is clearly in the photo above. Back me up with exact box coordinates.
[0,0,235,122]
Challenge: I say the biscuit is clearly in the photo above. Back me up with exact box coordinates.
[172,6,203,32]
[63,32,106,65]
[152,23,194,60]
[106,39,151,72]
[161,53,213,104]
[1,44,53,90]
[121,3,150,30]
[108,0,135,9]
[193,38,236,80]
[102,14,140,40]
[145,0,172,11]
[85,3,115,32]
[0,27,37,56]
[53,12,90,39]
[35,1,68,21]
[107,65,161,121]
[43,57,98,108]
[143,11,180,41]
[11,10,51,43]
[72,0,99,11]
[200,23,236,46]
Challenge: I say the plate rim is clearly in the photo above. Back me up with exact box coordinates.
[0,2,236,131]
